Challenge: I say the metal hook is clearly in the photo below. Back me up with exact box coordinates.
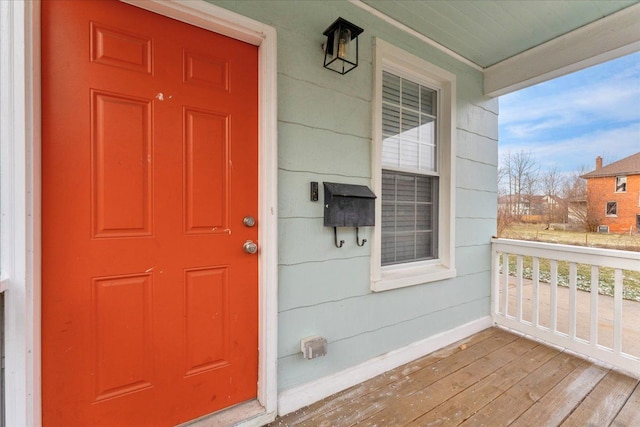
[334,227,345,248]
[356,227,367,247]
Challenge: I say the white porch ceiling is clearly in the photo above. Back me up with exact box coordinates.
[357,0,640,96]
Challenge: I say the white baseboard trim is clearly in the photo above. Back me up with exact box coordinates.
[277,315,493,416]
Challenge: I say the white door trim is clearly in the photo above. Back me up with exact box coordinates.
[0,1,278,425]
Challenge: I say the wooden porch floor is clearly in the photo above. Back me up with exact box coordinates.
[269,328,640,426]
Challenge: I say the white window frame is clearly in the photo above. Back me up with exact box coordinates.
[615,176,627,193]
[606,201,618,217]
[371,38,456,292]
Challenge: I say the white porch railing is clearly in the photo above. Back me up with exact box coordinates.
[491,238,640,377]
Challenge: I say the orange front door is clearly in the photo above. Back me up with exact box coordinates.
[41,1,259,425]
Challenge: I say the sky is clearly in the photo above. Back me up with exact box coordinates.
[498,51,640,175]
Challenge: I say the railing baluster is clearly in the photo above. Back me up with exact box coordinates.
[516,255,523,321]
[569,262,577,340]
[590,265,599,348]
[550,260,558,333]
[502,252,509,316]
[614,268,623,355]
[492,249,500,317]
[532,257,539,328]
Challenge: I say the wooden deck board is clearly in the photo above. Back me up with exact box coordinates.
[269,328,640,427]
[292,329,518,427]
[612,381,640,427]
[406,342,559,426]
[458,351,584,426]
[355,336,535,427]
[510,363,609,426]
[560,370,639,426]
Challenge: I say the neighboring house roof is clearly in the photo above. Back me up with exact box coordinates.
[581,152,640,179]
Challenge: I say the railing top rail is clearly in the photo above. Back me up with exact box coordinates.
[491,238,640,270]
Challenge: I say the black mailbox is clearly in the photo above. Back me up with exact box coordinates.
[323,182,376,227]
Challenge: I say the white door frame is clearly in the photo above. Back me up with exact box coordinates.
[0,1,278,425]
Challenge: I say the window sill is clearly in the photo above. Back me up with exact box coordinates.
[371,261,456,292]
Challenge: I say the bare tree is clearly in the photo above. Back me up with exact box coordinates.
[562,166,598,231]
[502,150,540,219]
[541,165,566,226]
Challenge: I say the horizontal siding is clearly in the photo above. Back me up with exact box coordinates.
[457,158,499,193]
[277,296,490,391]
[278,123,371,178]
[455,245,492,277]
[278,271,491,357]
[456,218,497,247]
[457,188,498,219]
[211,0,498,394]
[279,74,372,137]
[457,129,498,166]
[279,257,372,312]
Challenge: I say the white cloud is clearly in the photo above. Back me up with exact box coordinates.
[500,54,640,140]
[499,52,640,174]
[500,123,640,173]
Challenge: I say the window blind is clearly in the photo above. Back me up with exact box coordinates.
[381,171,438,265]
[381,71,439,266]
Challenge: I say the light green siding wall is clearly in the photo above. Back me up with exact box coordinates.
[209,0,498,392]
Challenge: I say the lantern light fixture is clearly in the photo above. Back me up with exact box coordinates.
[322,17,364,75]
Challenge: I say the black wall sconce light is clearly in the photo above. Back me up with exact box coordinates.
[322,17,364,75]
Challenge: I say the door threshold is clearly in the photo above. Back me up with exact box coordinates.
[179,399,275,427]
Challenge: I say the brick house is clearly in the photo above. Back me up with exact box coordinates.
[581,153,640,233]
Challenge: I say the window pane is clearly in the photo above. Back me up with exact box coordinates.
[382,72,400,104]
[382,137,400,168]
[395,234,416,262]
[419,143,436,172]
[396,174,416,201]
[419,115,435,144]
[381,202,395,228]
[401,109,419,140]
[416,176,433,202]
[416,231,433,259]
[396,204,416,231]
[399,141,419,169]
[382,104,400,136]
[421,87,436,115]
[402,80,420,110]
[416,205,433,230]
[382,170,438,265]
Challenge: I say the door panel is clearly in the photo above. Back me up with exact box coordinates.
[41,1,259,425]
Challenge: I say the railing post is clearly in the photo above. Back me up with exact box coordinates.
[569,262,577,340]
[516,255,523,321]
[532,257,539,328]
[614,268,623,355]
[502,253,509,316]
[550,260,558,333]
[590,265,599,348]
[491,247,500,319]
